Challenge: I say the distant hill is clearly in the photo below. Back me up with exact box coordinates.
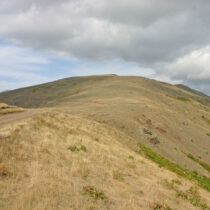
[0,75,210,107]
[176,84,208,97]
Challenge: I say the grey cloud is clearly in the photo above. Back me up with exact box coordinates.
[0,0,210,94]
[1,0,210,64]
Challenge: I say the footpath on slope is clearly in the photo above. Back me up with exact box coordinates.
[0,109,40,126]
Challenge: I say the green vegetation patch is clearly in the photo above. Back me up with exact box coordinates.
[68,145,87,152]
[171,179,182,185]
[32,86,41,93]
[80,145,87,152]
[177,96,191,102]
[128,155,134,160]
[113,170,124,181]
[202,115,210,124]
[152,202,172,210]
[68,145,80,152]
[56,83,66,87]
[186,153,210,173]
[83,186,105,200]
[206,133,210,136]
[137,143,210,192]
[31,84,53,93]
[177,186,208,209]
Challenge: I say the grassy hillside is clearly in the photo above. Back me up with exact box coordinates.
[0,75,210,108]
[0,75,210,209]
[0,111,209,209]
[1,75,209,174]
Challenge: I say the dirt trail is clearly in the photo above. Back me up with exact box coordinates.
[0,109,40,126]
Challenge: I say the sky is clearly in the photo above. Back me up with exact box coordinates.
[0,0,210,95]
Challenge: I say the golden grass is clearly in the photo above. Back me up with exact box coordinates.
[0,103,24,115]
[1,75,210,177]
[0,111,209,209]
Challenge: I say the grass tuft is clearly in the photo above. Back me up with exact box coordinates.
[82,186,105,200]
[68,145,87,152]
[68,145,80,152]
[128,155,134,160]
[152,202,172,210]
[202,115,210,124]
[80,145,87,152]
[113,170,124,181]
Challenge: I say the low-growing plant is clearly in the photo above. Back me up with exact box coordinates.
[83,186,105,200]
[177,96,191,102]
[153,202,172,210]
[171,179,182,185]
[163,179,175,190]
[32,86,40,93]
[68,145,87,152]
[68,145,79,152]
[137,143,210,192]
[186,153,210,173]
[113,170,124,181]
[56,83,66,87]
[80,145,87,152]
[95,137,99,142]
[128,155,134,160]
[206,133,210,137]
[177,186,208,209]
[182,122,188,126]
[202,115,210,124]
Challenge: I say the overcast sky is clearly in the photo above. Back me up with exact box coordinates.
[0,0,210,95]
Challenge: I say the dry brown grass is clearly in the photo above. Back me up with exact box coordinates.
[0,111,209,209]
[0,75,210,176]
[0,103,24,115]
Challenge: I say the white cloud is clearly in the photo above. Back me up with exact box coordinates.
[1,0,210,64]
[0,44,50,90]
[68,59,155,78]
[0,45,49,65]
[0,0,210,94]
[154,46,210,94]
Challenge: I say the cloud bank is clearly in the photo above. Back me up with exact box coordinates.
[0,0,210,94]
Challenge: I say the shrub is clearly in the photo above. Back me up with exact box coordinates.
[68,145,79,152]
[83,186,105,200]
[128,155,134,160]
[80,145,87,152]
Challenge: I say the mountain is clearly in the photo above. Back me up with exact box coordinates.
[176,84,208,97]
[0,75,209,209]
